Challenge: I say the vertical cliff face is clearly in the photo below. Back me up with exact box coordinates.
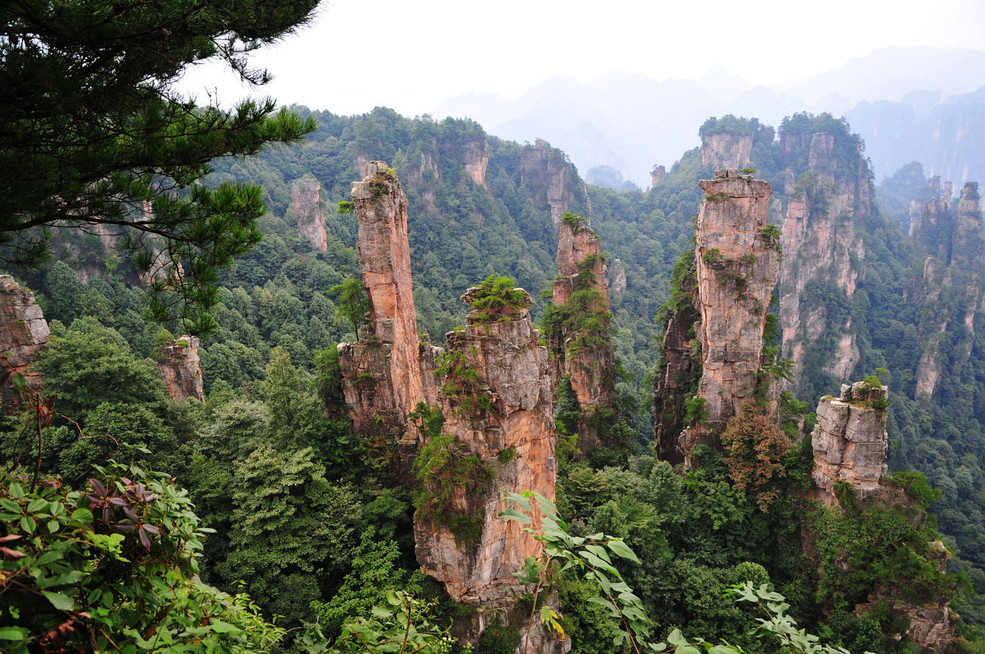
[650,164,666,187]
[0,276,49,405]
[520,139,590,228]
[337,162,435,461]
[653,253,700,464]
[291,176,328,252]
[548,216,615,452]
[811,380,889,505]
[463,139,490,186]
[681,169,779,456]
[157,336,205,402]
[701,132,754,169]
[779,128,870,393]
[415,285,562,650]
[907,181,982,401]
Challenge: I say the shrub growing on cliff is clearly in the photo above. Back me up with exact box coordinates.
[467,274,529,323]
[720,400,793,511]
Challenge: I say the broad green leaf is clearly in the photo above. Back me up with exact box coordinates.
[607,538,641,564]
[498,508,531,525]
[667,629,688,647]
[1,498,21,513]
[677,647,700,654]
[70,508,94,523]
[8,483,23,499]
[19,515,35,534]
[206,620,242,634]
[41,590,75,611]
[584,544,612,564]
[27,498,47,513]
[0,626,29,640]
[710,646,739,654]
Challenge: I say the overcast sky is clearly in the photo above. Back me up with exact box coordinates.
[178,0,985,117]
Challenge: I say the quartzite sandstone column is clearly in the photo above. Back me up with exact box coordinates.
[0,276,49,406]
[683,169,779,458]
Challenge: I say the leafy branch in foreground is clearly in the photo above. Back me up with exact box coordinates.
[500,491,873,654]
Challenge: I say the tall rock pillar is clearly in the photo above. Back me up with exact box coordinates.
[291,176,328,252]
[0,276,49,406]
[157,336,205,402]
[415,284,564,652]
[548,214,615,453]
[682,169,779,457]
[337,163,436,465]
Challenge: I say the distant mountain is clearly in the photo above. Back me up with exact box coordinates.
[435,47,985,186]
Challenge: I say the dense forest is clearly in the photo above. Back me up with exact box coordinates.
[3,97,985,654]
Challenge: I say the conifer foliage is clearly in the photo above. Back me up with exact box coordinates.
[0,0,318,332]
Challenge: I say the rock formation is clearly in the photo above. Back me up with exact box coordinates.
[415,284,563,651]
[680,169,780,458]
[548,215,615,452]
[463,139,490,186]
[520,139,591,228]
[291,176,328,252]
[0,276,49,405]
[701,132,753,169]
[811,380,889,505]
[650,164,666,187]
[157,336,205,402]
[337,163,437,466]
[907,181,982,401]
[610,258,627,298]
[779,126,871,393]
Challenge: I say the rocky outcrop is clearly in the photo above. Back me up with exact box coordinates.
[337,163,436,466]
[653,254,700,464]
[811,380,889,505]
[291,176,328,252]
[548,215,615,452]
[907,181,982,401]
[701,132,753,169]
[0,276,49,405]
[464,139,490,186]
[157,336,205,402]
[520,139,590,228]
[610,258,627,298]
[650,164,666,187]
[415,285,564,651]
[779,127,870,392]
[681,169,780,457]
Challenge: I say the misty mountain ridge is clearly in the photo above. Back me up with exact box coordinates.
[436,46,985,187]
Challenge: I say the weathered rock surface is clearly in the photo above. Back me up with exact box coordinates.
[463,139,490,186]
[415,287,565,651]
[907,181,982,401]
[157,336,205,402]
[682,169,779,457]
[291,176,328,252]
[650,164,666,187]
[653,255,700,464]
[779,130,870,390]
[701,132,753,169]
[610,258,627,298]
[520,139,591,228]
[811,381,889,504]
[337,162,436,463]
[0,276,49,405]
[549,218,615,452]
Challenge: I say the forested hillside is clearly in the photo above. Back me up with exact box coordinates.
[4,105,985,654]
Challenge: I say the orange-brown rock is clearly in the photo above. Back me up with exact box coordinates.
[653,254,700,464]
[415,286,564,651]
[811,380,889,505]
[779,131,869,388]
[650,164,666,187]
[157,336,205,402]
[291,176,328,252]
[549,217,615,452]
[337,162,436,464]
[520,139,590,228]
[682,169,779,457]
[701,132,753,169]
[463,139,490,186]
[0,275,49,406]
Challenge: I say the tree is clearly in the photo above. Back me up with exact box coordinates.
[0,0,318,333]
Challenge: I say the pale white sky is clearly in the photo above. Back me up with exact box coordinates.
[178,0,985,117]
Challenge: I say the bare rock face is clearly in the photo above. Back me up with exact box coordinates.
[682,169,780,456]
[650,164,666,187]
[157,336,205,402]
[291,176,328,252]
[549,216,615,452]
[610,258,627,297]
[653,255,700,464]
[520,139,591,228]
[337,163,435,462]
[0,276,49,405]
[811,380,889,504]
[415,286,564,651]
[779,131,870,389]
[463,139,490,186]
[906,181,982,401]
[701,132,753,169]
